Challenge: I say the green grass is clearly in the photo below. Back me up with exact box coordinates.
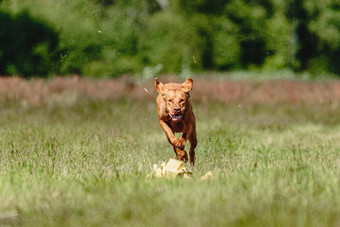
[0,100,339,226]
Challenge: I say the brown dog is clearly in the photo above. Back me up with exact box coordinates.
[155,77,197,165]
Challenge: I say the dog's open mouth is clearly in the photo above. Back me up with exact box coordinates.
[171,114,183,121]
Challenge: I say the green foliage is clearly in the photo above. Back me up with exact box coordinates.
[212,17,241,70]
[0,10,59,77]
[304,1,340,74]
[0,0,340,77]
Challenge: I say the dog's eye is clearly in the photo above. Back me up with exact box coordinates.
[168,99,172,103]
[180,99,185,102]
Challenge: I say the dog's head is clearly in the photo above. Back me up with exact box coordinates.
[155,78,193,122]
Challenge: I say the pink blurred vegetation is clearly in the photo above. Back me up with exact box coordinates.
[1,76,340,106]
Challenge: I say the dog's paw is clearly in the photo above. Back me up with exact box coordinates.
[174,138,186,150]
[172,139,182,150]
[177,149,188,162]
[180,154,188,162]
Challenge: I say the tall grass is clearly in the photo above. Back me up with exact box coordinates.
[0,95,339,226]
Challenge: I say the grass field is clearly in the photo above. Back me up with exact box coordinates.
[0,78,339,226]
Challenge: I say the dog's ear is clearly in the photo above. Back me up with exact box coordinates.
[181,78,193,93]
[155,77,168,94]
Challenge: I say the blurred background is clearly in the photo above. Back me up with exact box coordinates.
[0,0,339,78]
[0,2,340,226]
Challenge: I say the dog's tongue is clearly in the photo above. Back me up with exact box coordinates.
[172,115,182,121]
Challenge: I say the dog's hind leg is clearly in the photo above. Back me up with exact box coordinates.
[189,124,197,166]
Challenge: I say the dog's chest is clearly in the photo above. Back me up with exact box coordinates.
[168,120,184,133]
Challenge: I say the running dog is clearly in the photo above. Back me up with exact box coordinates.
[155,78,197,165]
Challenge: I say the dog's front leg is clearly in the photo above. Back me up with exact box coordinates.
[159,120,179,146]
[176,122,193,150]
[159,120,188,161]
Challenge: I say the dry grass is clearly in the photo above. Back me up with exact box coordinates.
[1,76,340,106]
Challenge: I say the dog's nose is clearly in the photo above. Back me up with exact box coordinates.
[174,107,181,113]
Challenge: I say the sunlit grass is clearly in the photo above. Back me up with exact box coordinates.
[0,100,339,226]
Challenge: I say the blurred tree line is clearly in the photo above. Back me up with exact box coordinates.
[0,0,339,77]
